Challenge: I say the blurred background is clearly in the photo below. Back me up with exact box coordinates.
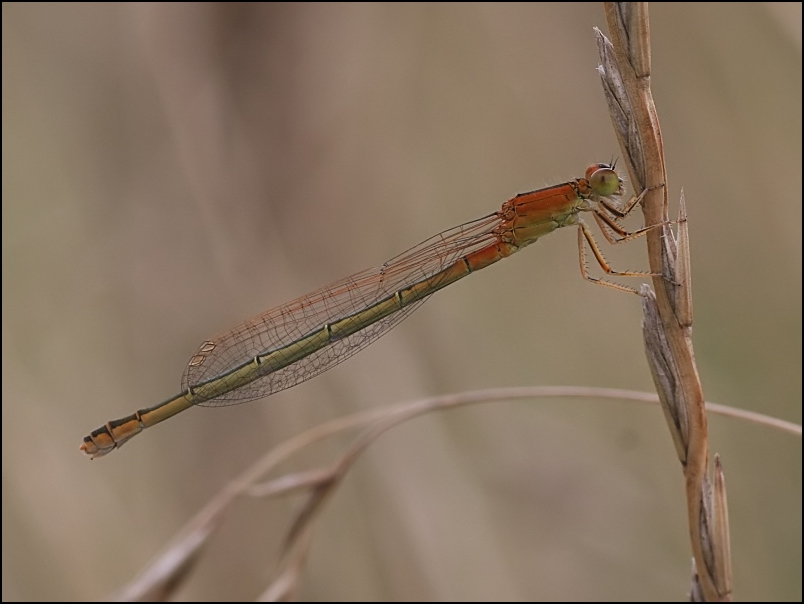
[3,3,800,601]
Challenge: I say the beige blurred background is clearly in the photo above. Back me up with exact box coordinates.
[3,3,800,601]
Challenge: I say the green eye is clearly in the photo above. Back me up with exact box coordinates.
[588,167,621,197]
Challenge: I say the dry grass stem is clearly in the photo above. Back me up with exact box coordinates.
[598,3,730,600]
[109,384,797,599]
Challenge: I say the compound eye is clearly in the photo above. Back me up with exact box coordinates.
[588,166,621,197]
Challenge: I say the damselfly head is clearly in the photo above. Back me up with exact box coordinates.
[586,163,623,198]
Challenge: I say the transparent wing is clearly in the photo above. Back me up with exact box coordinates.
[182,212,502,406]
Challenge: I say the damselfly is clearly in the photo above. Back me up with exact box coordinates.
[81,163,657,458]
